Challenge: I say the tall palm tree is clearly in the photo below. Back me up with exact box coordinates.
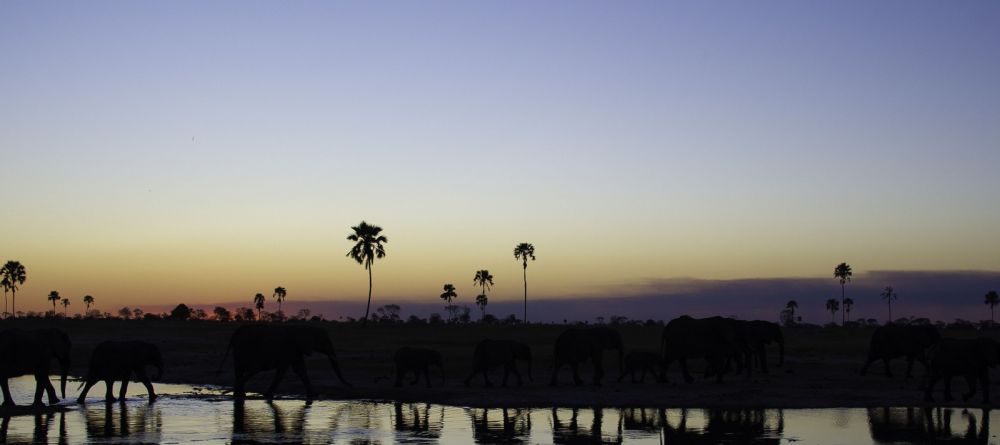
[513,243,535,323]
[61,298,70,316]
[985,290,999,326]
[476,293,488,321]
[439,284,458,321]
[786,300,798,314]
[2,261,26,318]
[254,293,265,321]
[273,286,287,319]
[346,221,388,326]
[1,275,9,318]
[83,295,95,312]
[825,298,840,324]
[880,286,897,322]
[843,298,854,323]
[833,262,853,325]
[47,290,61,315]
[473,270,494,321]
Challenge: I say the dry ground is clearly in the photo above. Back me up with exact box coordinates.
[3,318,998,408]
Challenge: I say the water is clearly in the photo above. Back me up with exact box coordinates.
[1,376,997,444]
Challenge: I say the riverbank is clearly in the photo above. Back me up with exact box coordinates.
[2,318,997,409]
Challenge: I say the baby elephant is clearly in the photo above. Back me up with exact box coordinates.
[78,341,163,403]
[925,337,1000,403]
[394,347,444,388]
[464,339,532,387]
[619,349,665,384]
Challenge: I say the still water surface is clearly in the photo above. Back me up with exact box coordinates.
[1,377,997,444]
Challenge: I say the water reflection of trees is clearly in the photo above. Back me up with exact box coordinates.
[468,407,530,443]
[868,407,989,444]
[84,402,162,441]
[393,402,443,441]
[0,411,69,444]
[551,408,623,444]
[660,408,783,444]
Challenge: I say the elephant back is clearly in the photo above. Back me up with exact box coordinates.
[661,316,741,359]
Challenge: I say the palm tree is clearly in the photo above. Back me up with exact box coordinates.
[473,270,494,321]
[513,243,535,323]
[833,262,853,325]
[985,290,999,326]
[786,300,798,314]
[61,298,70,316]
[880,286,897,322]
[825,298,840,324]
[47,290,61,315]
[2,261,26,318]
[476,293,488,321]
[273,286,287,319]
[83,295,95,312]
[439,284,458,321]
[254,293,265,321]
[346,221,388,326]
[1,275,9,318]
[843,298,854,323]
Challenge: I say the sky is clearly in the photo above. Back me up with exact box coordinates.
[1,1,998,318]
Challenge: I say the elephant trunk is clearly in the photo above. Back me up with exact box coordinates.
[328,354,351,387]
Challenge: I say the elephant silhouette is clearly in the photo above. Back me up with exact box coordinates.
[77,340,163,403]
[860,323,940,378]
[0,328,71,407]
[549,327,624,387]
[868,407,989,444]
[464,339,532,387]
[660,316,744,384]
[924,338,1000,403]
[393,347,444,387]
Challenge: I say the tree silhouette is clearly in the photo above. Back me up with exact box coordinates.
[1,275,8,318]
[254,293,265,321]
[273,286,287,320]
[476,293,489,321]
[1,261,26,318]
[825,298,840,324]
[346,221,388,326]
[440,284,458,322]
[985,290,999,326]
[834,262,852,325]
[473,270,494,321]
[47,290,61,315]
[880,286,897,322]
[83,295,94,313]
[843,298,854,323]
[61,298,70,316]
[513,243,535,323]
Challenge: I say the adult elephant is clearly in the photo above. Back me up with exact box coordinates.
[464,339,532,387]
[661,316,743,384]
[221,324,350,400]
[77,341,163,403]
[740,320,784,373]
[924,337,1000,403]
[394,347,444,388]
[860,323,940,378]
[549,327,623,386]
[0,328,71,407]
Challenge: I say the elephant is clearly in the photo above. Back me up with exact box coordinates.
[660,316,744,384]
[549,327,624,386]
[464,339,532,387]
[860,323,941,378]
[394,347,444,387]
[868,407,990,444]
[221,324,350,400]
[738,320,785,373]
[618,349,664,383]
[0,328,71,407]
[924,337,1000,403]
[77,341,163,403]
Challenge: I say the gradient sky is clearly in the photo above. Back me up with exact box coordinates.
[2,1,999,314]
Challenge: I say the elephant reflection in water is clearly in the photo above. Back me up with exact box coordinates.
[661,408,783,444]
[620,408,661,435]
[868,407,989,444]
[84,401,162,441]
[232,400,308,439]
[551,408,623,444]
[468,407,530,443]
[393,402,443,440]
[0,411,69,444]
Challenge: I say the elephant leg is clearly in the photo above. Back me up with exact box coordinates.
[423,368,432,388]
[119,374,130,401]
[502,364,511,387]
[104,378,117,403]
[411,368,421,386]
[639,365,648,383]
[463,367,478,387]
[592,355,605,386]
[484,367,494,387]
[549,361,562,387]
[571,362,584,386]
[758,347,769,374]
[882,358,893,377]
[924,372,938,402]
[135,369,156,402]
[680,359,694,384]
[394,366,405,387]
[962,372,978,402]
[944,375,954,401]
[77,378,97,403]
[234,371,249,399]
[510,364,523,386]
[906,356,916,379]
[290,361,314,400]
[982,370,991,404]
[1,379,16,407]
[859,356,874,375]
[264,366,288,401]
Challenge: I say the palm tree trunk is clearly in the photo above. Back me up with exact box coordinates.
[841,283,845,326]
[363,265,373,326]
[888,302,891,323]
[523,264,527,324]
[11,290,15,318]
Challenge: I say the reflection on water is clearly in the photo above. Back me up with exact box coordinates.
[2,377,1000,444]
